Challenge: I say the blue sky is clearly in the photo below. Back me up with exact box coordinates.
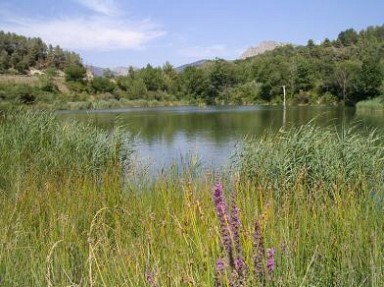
[0,0,383,68]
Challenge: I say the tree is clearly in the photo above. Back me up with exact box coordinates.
[208,59,237,103]
[334,61,360,103]
[90,77,116,93]
[307,39,315,48]
[337,28,358,46]
[140,64,164,91]
[180,66,207,100]
[353,56,383,101]
[0,50,9,71]
[64,64,86,82]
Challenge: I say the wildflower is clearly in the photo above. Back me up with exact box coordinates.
[266,248,275,274]
[229,257,247,287]
[214,258,226,287]
[230,189,241,255]
[234,256,246,276]
[216,258,226,273]
[145,270,158,287]
[253,220,265,283]
[213,183,233,261]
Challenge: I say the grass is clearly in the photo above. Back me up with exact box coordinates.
[0,113,383,286]
[356,97,384,113]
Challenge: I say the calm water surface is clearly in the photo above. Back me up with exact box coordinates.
[58,105,383,174]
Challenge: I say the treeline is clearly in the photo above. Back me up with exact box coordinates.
[0,31,82,73]
[97,25,383,106]
[0,25,383,109]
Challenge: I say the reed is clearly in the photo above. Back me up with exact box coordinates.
[356,97,384,113]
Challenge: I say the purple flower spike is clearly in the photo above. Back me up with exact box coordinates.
[267,248,275,274]
[213,182,225,206]
[234,257,246,274]
[253,220,265,282]
[213,183,232,258]
[230,189,241,255]
[216,258,226,273]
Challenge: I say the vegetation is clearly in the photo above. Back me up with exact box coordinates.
[0,31,82,74]
[0,25,383,110]
[0,111,130,193]
[0,113,383,286]
[356,96,384,113]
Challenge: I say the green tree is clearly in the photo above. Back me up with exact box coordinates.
[353,57,383,101]
[0,50,9,71]
[180,66,207,100]
[338,28,359,46]
[140,64,164,91]
[64,64,86,82]
[334,61,360,103]
[90,77,116,93]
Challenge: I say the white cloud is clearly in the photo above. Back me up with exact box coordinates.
[179,45,229,59]
[73,0,119,16]
[0,16,166,51]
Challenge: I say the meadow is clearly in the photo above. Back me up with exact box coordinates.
[0,112,383,286]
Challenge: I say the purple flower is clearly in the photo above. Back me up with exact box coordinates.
[213,183,233,259]
[145,270,158,287]
[230,189,241,255]
[216,258,226,273]
[266,248,275,274]
[253,220,265,282]
[213,182,226,207]
[234,257,246,274]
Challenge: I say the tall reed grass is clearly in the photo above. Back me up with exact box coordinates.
[356,97,384,113]
[0,111,129,194]
[0,114,383,286]
[238,124,384,198]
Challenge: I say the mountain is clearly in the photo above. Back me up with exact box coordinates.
[240,41,285,59]
[86,65,132,77]
[86,65,105,77]
[175,59,209,72]
[112,67,130,76]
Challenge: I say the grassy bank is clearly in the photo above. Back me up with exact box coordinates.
[356,97,384,113]
[0,113,383,286]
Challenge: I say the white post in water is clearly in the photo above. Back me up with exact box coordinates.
[282,85,287,127]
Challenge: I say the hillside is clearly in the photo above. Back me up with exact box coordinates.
[175,59,209,72]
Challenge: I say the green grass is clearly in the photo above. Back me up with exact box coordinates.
[0,113,383,286]
[356,97,384,113]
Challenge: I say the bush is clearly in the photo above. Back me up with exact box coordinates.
[64,64,86,82]
[90,77,117,94]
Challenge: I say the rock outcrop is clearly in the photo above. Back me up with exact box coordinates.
[240,41,284,59]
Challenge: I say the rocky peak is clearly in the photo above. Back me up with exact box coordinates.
[240,41,284,59]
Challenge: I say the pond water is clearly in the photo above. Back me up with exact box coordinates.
[58,105,383,174]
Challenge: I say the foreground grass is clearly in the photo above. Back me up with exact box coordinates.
[0,113,383,286]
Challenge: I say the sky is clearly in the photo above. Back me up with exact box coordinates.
[0,0,383,68]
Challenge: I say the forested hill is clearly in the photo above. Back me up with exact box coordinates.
[0,31,82,74]
[232,25,384,104]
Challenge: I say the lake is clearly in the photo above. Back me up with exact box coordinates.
[58,105,383,174]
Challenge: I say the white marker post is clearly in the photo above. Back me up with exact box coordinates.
[282,85,287,127]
